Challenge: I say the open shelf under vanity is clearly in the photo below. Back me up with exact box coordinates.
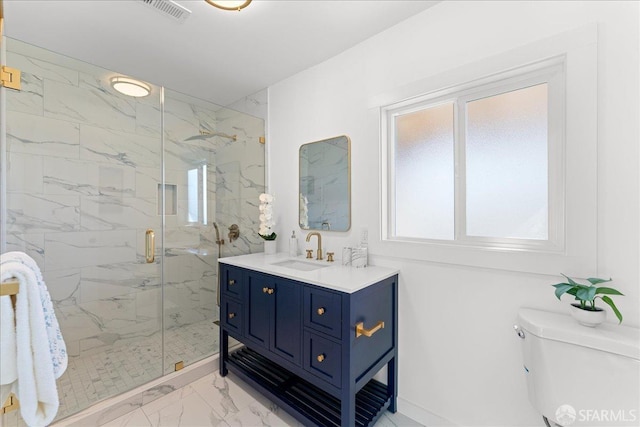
[228,347,392,427]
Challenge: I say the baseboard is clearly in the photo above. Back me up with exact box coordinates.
[398,397,457,427]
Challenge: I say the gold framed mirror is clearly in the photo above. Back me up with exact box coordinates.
[299,135,351,231]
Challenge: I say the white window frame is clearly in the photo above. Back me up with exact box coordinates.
[376,25,597,276]
[385,59,565,251]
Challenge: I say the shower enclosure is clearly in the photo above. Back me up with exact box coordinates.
[0,38,265,424]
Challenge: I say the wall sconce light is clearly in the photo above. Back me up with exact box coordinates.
[110,76,151,97]
[205,0,252,11]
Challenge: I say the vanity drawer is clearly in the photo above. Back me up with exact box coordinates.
[303,286,342,339]
[221,299,243,334]
[303,331,342,388]
[220,265,244,300]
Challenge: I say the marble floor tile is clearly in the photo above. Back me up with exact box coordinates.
[101,408,152,427]
[135,369,421,427]
[189,372,257,420]
[223,401,298,427]
[52,363,422,427]
[142,388,229,427]
[376,411,425,427]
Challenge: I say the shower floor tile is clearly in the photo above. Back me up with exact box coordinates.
[1,319,219,427]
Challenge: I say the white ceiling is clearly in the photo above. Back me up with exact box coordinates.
[3,0,438,106]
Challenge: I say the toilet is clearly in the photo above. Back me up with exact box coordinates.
[515,308,640,427]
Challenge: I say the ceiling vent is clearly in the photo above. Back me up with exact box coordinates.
[140,0,191,23]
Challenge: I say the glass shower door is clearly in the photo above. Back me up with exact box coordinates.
[161,90,220,373]
[161,90,265,373]
[1,38,164,422]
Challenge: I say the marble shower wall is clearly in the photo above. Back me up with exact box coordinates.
[214,104,266,258]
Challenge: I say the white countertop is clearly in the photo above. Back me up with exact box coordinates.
[218,252,399,294]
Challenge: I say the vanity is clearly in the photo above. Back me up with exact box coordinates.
[218,252,399,427]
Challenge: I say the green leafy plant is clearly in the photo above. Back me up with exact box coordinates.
[552,274,624,323]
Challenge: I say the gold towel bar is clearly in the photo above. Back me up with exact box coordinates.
[0,278,19,297]
[0,278,19,414]
[1,394,19,414]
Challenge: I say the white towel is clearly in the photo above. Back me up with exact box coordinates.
[2,253,67,378]
[0,251,68,426]
[1,294,17,388]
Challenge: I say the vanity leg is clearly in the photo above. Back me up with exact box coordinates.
[220,329,229,376]
[387,356,398,413]
[388,278,399,413]
[341,393,355,427]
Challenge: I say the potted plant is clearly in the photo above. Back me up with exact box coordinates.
[552,274,624,327]
[258,193,277,254]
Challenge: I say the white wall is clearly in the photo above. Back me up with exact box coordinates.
[268,2,639,426]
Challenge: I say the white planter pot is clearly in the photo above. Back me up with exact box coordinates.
[570,303,606,327]
[264,240,277,255]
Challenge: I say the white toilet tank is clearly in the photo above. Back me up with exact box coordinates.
[516,308,640,427]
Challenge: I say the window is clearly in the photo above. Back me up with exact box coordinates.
[187,164,208,224]
[384,58,565,252]
[377,26,597,275]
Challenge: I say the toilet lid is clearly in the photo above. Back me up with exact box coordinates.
[517,308,640,360]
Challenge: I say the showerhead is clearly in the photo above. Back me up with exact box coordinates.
[185,131,237,142]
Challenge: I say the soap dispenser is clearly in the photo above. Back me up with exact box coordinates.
[289,231,298,257]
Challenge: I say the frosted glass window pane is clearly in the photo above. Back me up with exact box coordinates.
[394,103,454,240]
[465,84,548,239]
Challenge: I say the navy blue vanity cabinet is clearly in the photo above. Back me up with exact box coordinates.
[244,270,302,366]
[219,265,244,338]
[219,262,398,427]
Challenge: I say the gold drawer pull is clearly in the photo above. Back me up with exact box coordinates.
[317,307,325,316]
[355,321,385,338]
[267,288,274,295]
[263,287,269,293]
[229,279,236,285]
[317,354,325,363]
[228,312,236,319]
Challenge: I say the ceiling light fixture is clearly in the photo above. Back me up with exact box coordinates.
[110,76,151,97]
[204,0,251,11]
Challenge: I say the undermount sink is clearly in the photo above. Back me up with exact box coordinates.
[271,259,330,272]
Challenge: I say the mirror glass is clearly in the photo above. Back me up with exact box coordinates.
[299,135,351,231]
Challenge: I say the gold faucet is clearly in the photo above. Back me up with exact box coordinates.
[305,232,323,260]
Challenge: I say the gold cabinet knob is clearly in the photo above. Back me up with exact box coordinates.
[228,312,235,319]
[229,279,236,285]
[317,307,325,316]
[317,354,325,363]
[262,287,269,293]
[267,288,274,295]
